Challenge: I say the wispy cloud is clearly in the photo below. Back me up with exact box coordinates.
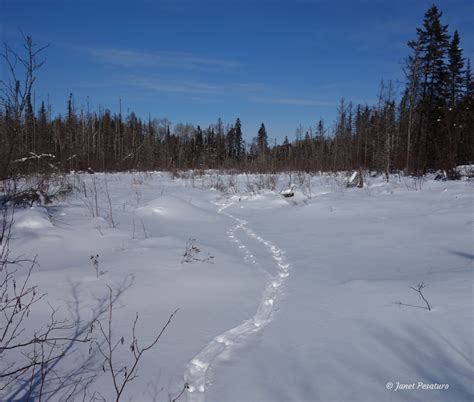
[252,96,336,107]
[127,76,266,96]
[129,77,219,94]
[83,47,240,70]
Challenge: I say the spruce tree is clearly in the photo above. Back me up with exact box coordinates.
[404,38,423,172]
[37,101,49,153]
[459,58,474,165]
[447,30,464,107]
[411,5,450,170]
[419,5,450,102]
[257,123,268,155]
[234,118,243,161]
[465,59,473,99]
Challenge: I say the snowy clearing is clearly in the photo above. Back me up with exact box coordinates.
[2,172,473,401]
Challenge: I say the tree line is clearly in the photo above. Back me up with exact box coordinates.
[1,5,472,178]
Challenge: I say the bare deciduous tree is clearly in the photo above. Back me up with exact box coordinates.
[0,34,48,179]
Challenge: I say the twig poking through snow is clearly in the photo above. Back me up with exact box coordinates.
[181,239,214,264]
[410,282,431,311]
[170,383,189,402]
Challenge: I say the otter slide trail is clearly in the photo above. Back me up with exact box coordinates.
[184,200,292,402]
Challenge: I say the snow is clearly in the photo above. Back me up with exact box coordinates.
[349,170,358,183]
[280,188,294,196]
[13,152,56,163]
[2,172,473,401]
[14,206,54,229]
[184,200,293,401]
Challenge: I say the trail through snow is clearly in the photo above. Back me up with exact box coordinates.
[184,201,292,401]
[4,173,472,401]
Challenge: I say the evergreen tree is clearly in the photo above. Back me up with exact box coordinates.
[447,30,464,107]
[1,15,473,176]
[410,5,450,170]
[233,118,243,161]
[465,59,473,99]
[24,93,35,154]
[257,123,268,155]
[66,93,78,168]
[459,58,474,164]
[403,37,423,172]
[37,101,49,153]
[419,5,450,101]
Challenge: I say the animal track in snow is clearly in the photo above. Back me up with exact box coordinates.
[184,201,292,401]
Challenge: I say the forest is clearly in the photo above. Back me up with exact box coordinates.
[1,5,473,177]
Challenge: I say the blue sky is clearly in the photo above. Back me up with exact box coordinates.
[2,0,473,143]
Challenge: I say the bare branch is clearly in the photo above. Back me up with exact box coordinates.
[410,282,432,311]
[92,285,179,401]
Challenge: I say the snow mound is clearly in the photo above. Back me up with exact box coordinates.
[14,207,53,229]
[136,195,214,221]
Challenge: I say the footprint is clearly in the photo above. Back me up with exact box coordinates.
[184,201,292,401]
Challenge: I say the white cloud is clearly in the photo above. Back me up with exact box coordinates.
[127,76,266,96]
[252,96,336,107]
[130,77,219,94]
[84,47,240,70]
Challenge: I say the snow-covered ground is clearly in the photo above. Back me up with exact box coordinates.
[3,172,473,401]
